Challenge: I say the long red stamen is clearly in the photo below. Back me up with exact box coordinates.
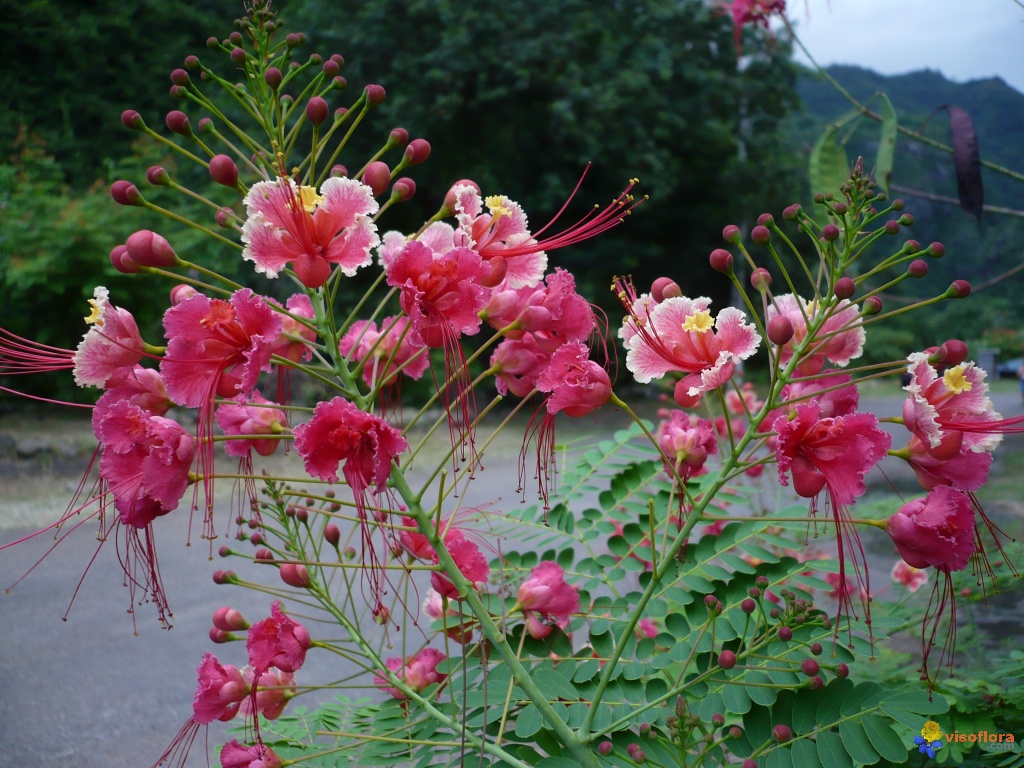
[0,327,75,374]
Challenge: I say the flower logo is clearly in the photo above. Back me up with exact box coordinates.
[915,721,944,758]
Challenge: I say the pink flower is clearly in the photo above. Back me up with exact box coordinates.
[385,240,490,348]
[766,294,864,376]
[518,562,579,638]
[192,653,248,724]
[398,516,436,561]
[93,365,172,420]
[220,740,283,768]
[240,666,296,721]
[429,528,491,600]
[903,435,992,493]
[375,647,447,700]
[536,341,611,417]
[657,410,718,482]
[339,315,428,387]
[73,286,146,388]
[423,587,474,644]
[886,487,976,572]
[491,335,552,398]
[270,293,317,363]
[94,401,196,528]
[716,0,786,53]
[773,403,890,506]
[292,397,407,494]
[891,561,928,593]
[216,393,288,458]
[246,601,312,674]
[621,294,760,407]
[161,289,283,408]
[483,268,595,351]
[241,176,379,288]
[902,353,1001,459]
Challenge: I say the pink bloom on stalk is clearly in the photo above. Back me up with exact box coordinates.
[375,648,447,700]
[192,653,248,724]
[657,410,718,482]
[886,487,976,572]
[93,365,172,420]
[376,222,456,269]
[94,400,196,528]
[241,176,379,289]
[902,353,1001,459]
[518,561,580,639]
[891,561,928,593]
[161,289,282,408]
[246,601,311,674]
[240,666,296,720]
[339,315,428,387]
[429,529,491,600]
[483,268,595,351]
[774,403,889,506]
[621,292,760,407]
[220,740,283,768]
[766,294,864,375]
[385,240,490,348]
[270,293,317,363]
[716,0,786,55]
[398,516,435,561]
[292,397,407,495]
[903,435,992,493]
[536,341,611,417]
[215,393,287,458]
[491,335,552,398]
[725,382,762,416]
[73,286,146,388]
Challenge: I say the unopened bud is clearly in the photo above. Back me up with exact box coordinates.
[229,31,243,45]
[903,239,920,253]
[209,154,240,188]
[862,296,883,315]
[908,259,928,278]
[391,178,416,201]
[934,339,968,367]
[403,138,431,165]
[597,742,613,756]
[264,67,283,90]
[170,284,198,305]
[388,127,409,147]
[343,546,357,561]
[740,598,757,614]
[709,249,733,273]
[772,724,792,743]
[206,36,219,49]
[651,277,680,302]
[324,523,341,547]
[212,570,236,584]
[883,220,900,235]
[331,75,347,90]
[782,204,801,220]
[949,279,971,298]
[892,198,905,211]
[821,223,840,242]
[170,68,190,86]
[146,166,169,186]
[198,117,214,134]
[254,548,274,562]
[928,242,945,258]
[184,55,200,71]
[801,658,820,677]
[750,225,770,244]
[812,192,826,204]
[280,562,311,588]
[126,230,178,268]
[364,84,386,106]
[757,212,774,226]
[718,650,737,669]
[767,315,794,346]
[899,213,914,226]
[833,276,855,300]
[209,628,235,643]
[109,245,138,274]
[230,47,246,65]
[213,606,249,631]
[362,161,391,197]
[330,164,348,178]
[308,52,323,65]
[165,110,192,136]
[836,662,849,678]
[722,224,741,244]
[215,207,235,227]
[285,33,301,48]
[306,96,329,126]
[322,59,340,78]
[443,179,481,212]
[750,268,772,292]
[110,180,143,206]
[120,110,145,130]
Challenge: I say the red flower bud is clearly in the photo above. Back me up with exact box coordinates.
[740,598,756,614]
[209,154,240,188]
[908,259,928,278]
[362,161,391,197]
[230,47,246,65]
[403,138,431,165]
[949,279,971,298]
[146,166,169,186]
[389,127,409,147]
[718,650,737,669]
[757,212,774,226]
[280,563,311,588]
[213,606,249,631]
[228,31,243,45]
[120,109,144,130]
[778,626,793,641]
[750,268,772,292]
[306,96,329,126]
[324,523,341,547]
[833,276,855,300]
[928,241,945,258]
[651,277,681,302]
[883,220,900,235]
[444,179,480,211]
[934,339,968,367]
[836,662,849,678]
[821,223,840,242]
[215,207,235,228]
[126,230,178,268]
[165,110,192,136]
[801,658,820,677]
[597,742,613,756]
[170,284,198,305]
[170,68,189,86]
[391,177,416,201]
[184,55,200,71]
[722,224,741,244]
[254,548,274,562]
[330,164,348,178]
[264,67,283,90]
[322,59,340,78]
[709,248,733,273]
[903,239,920,253]
[209,628,234,644]
[751,225,770,244]
[285,33,301,48]
[364,84,386,106]
[308,53,323,65]
[862,296,883,315]
[767,315,794,346]
[772,724,792,742]
[109,245,138,274]
[110,180,144,207]
[782,204,801,220]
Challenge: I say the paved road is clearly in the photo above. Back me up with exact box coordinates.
[2,390,1021,767]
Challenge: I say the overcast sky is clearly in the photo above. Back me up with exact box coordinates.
[788,0,1024,94]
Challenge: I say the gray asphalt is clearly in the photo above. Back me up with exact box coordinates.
[2,390,1021,767]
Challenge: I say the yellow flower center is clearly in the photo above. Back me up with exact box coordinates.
[682,310,714,333]
[298,185,323,213]
[921,721,942,741]
[84,298,104,326]
[942,365,972,394]
[485,195,511,220]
